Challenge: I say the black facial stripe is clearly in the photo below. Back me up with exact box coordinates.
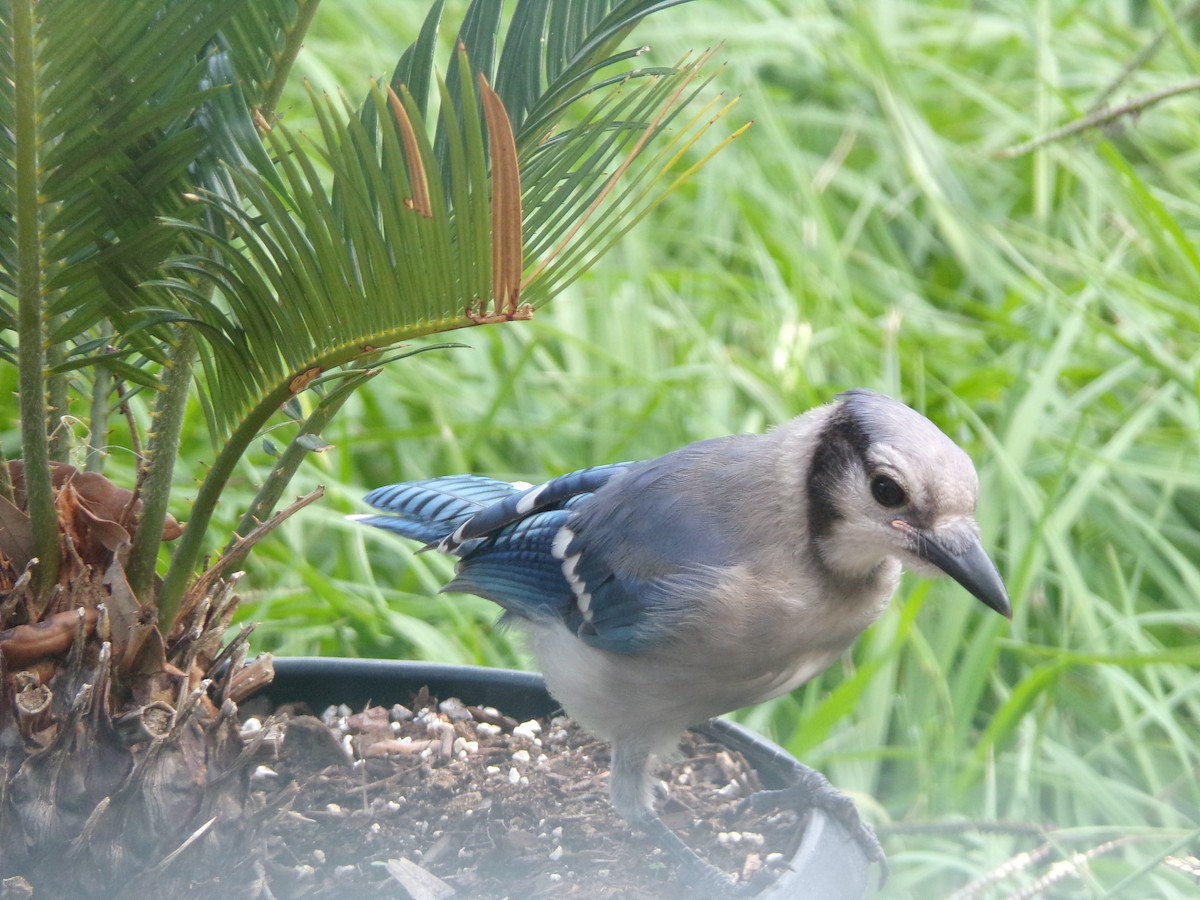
[806,406,872,538]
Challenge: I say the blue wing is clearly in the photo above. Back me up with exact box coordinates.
[357,441,746,655]
[554,443,743,651]
[357,466,635,636]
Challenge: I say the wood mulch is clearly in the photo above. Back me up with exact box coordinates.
[234,687,806,899]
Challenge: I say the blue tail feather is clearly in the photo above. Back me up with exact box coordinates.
[359,476,519,546]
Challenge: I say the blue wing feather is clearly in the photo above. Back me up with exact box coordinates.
[355,449,736,655]
[442,464,630,550]
[444,509,575,619]
[357,470,627,623]
[360,476,519,546]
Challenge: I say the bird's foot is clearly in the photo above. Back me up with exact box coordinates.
[740,766,887,880]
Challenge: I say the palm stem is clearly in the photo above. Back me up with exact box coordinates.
[85,324,114,474]
[45,339,71,463]
[224,367,376,566]
[157,376,293,630]
[156,323,477,630]
[0,444,14,506]
[127,329,196,605]
[12,0,61,597]
[260,0,323,120]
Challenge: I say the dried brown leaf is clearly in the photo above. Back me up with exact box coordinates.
[0,496,34,571]
[0,608,99,667]
[480,75,525,320]
[387,85,433,218]
[6,461,181,550]
[101,554,159,675]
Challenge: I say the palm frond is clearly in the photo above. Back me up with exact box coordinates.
[0,0,303,375]
[161,76,501,442]
[0,0,231,344]
[373,1,698,193]
[2,0,330,596]
[171,7,736,446]
[521,51,744,304]
[154,1,738,617]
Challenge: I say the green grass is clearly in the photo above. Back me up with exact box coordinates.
[24,0,1196,896]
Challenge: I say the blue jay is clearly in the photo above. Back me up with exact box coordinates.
[353,390,1010,890]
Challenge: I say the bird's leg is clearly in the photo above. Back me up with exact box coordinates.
[610,737,744,895]
[735,735,887,875]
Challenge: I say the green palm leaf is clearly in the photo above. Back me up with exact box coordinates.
[1,0,223,349]
[174,15,735,443]
[220,0,321,117]
[2,0,739,622]
[153,4,741,619]
[2,0,246,592]
[0,0,311,362]
[1,0,333,595]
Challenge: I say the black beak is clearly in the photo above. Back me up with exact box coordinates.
[900,522,1012,619]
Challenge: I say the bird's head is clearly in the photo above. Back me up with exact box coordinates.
[805,390,1011,618]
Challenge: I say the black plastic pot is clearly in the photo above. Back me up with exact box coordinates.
[262,657,876,899]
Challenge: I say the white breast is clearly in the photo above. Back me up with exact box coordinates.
[524,560,899,756]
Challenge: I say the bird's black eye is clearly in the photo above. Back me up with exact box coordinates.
[870,474,907,508]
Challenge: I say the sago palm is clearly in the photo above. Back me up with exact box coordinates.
[0,0,740,892]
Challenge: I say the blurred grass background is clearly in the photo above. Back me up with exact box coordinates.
[34,0,1200,895]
